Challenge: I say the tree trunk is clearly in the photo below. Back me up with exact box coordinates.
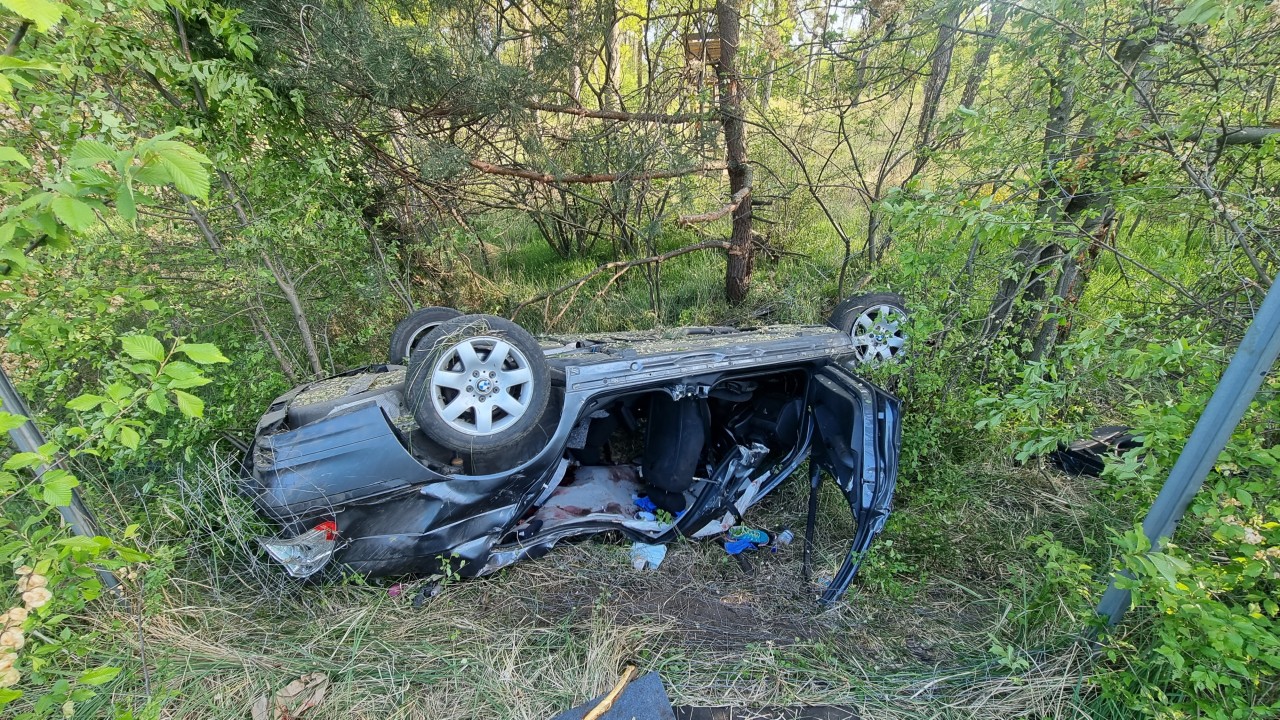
[913,3,962,175]
[250,307,300,383]
[603,0,621,109]
[984,66,1075,339]
[761,55,775,108]
[959,4,1009,109]
[716,0,753,305]
[261,252,325,376]
[568,5,582,102]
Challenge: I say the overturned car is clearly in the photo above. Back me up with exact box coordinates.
[239,293,906,603]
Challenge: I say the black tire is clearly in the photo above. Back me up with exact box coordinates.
[388,306,464,364]
[405,314,553,455]
[828,291,910,364]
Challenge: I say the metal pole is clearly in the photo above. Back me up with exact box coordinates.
[1,367,119,592]
[1096,274,1280,625]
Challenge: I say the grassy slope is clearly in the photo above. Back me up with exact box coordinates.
[78,208,1154,718]
[82,437,1118,719]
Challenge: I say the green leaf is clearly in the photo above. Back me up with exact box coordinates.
[0,57,55,72]
[131,161,170,186]
[162,360,199,379]
[175,342,228,364]
[105,381,132,402]
[65,394,106,412]
[41,469,79,507]
[50,195,97,231]
[0,410,26,433]
[76,666,121,686]
[115,546,149,562]
[144,390,168,414]
[121,335,166,363]
[172,389,204,418]
[0,0,64,32]
[54,535,106,551]
[149,141,211,198]
[0,146,30,168]
[69,140,116,168]
[4,451,43,470]
[1174,0,1223,25]
[119,426,140,450]
[0,687,23,706]
[115,184,137,222]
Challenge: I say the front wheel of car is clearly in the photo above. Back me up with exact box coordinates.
[405,315,552,455]
[829,292,909,364]
[388,306,464,364]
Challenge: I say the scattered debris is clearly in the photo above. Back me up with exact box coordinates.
[723,526,770,555]
[251,672,329,720]
[630,542,668,571]
[550,667,673,720]
[1048,425,1140,477]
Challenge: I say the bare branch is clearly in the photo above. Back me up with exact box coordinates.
[678,186,750,225]
[468,159,727,185]
[523,101,715,124]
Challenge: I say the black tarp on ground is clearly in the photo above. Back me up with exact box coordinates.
[548,672,860,720]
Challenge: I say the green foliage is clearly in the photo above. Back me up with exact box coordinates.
[1,0,1277,715]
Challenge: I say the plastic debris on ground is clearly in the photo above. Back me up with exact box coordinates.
[630,542,668,571]
[723,526,793,555]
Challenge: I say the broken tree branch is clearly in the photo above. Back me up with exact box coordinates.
[524,101,715,124]
[468,159,726,185]
[678,185,751,225]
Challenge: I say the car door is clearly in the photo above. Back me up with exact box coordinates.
[807,364,902,603]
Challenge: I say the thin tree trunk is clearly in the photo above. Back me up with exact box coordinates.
[1029,209,1111,361]
[261,252,325,376]
[716,0,753,305]
[959,4,1009,109]
[250,308,300,383]
[913,3,962,175]
[568,5,582,103]
[761,55,775,107]
[603,0,622,109]
[520,0,534,68]
[984,64,1075,339]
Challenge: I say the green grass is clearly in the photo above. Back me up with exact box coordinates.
[52,216,1160,719]
[63,439,1121,719]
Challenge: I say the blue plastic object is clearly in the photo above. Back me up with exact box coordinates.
[724,538,759,555]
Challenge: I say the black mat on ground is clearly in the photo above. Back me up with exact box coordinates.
[549,672,676,720]
[673,707,859,720]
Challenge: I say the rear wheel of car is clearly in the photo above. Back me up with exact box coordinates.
[829,292,909,364]
[405,315,552,455]
[388,306,464,364]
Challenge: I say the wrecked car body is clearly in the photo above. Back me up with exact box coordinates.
[239,297,905,603]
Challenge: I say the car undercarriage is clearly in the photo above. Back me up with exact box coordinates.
[241,300,905,603]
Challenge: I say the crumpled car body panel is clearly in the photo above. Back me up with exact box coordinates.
[241,325,901,602]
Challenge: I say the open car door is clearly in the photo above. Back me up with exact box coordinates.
[806,364,902,604]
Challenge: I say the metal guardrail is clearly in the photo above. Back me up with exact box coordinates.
[1096,273,1280,625]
